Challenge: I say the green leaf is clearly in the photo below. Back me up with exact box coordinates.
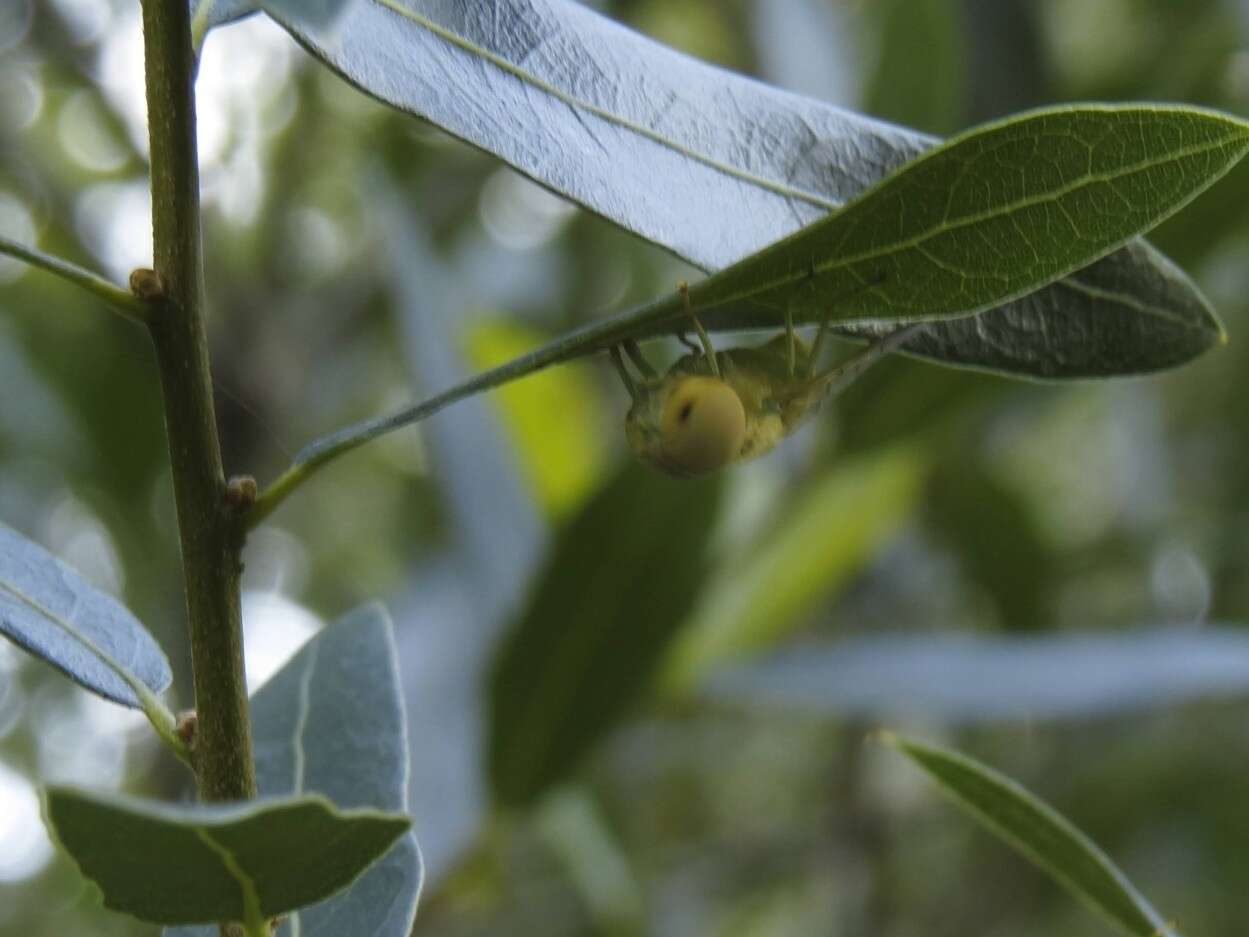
[535,788,643,932]
[707,628,1249,723]
[925,461,1054,631]
[662,446,925,694]
[678,104,1248,331]
[488,462,723,808]
[834,239,1222,378]
[882,734,1178,937]
[0,522,171,708]
[254,0,1222,376]
[865,0,966,135]
[44,787,410,928]
[166,603,423,937]
[275,104,1242,501]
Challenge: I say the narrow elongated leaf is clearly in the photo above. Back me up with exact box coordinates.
[662,447,925,694]
[706,628,1249,722]
[884,735,1178,937]
[530,105,1248,350]
[287,104,1243,474]
[465,319,606,518]
[926,461,1054,631]
[536,788,643,931]
[166,604,423,937]
[488,462,722,808]
[693,105,1245,319]
[0,523,171,708]
[253,0,1223,376]
[834,238,1221,377]
[44,787,410,927]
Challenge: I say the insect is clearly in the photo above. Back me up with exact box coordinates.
[611,284,925,477]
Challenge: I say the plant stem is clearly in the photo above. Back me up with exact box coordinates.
[140,0,256,808]
[0,236,149,323]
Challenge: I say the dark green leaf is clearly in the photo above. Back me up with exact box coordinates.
[677,105,1249,332]
[255,0,1224,376]
[488,462,723,808]
[865,0,966,135]
[836,239,1223,378]
[0,522,171,708]
[707,628,1249,723]
[166,603,423,937]
[925,462,1054,631]
[298,105,1242,473]
[883,734,1179,937]
[44,787,410,928]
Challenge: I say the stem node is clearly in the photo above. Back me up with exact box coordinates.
[129,267,169,302]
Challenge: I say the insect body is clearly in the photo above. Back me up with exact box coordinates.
[612,297,923,477]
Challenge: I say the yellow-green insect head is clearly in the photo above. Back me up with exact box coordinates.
[625,373,747,477]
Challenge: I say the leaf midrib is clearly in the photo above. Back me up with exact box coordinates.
[696,132,1245,308]
[369,0,839,209]
[0,577,155,706]
[192,826,265,929]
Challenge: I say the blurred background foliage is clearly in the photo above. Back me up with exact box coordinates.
[2,0,1249,935]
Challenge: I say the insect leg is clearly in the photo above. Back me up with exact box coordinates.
[677,331,701,353]
[805,268,892,378]
[814,322,927,398]
[609,346,639,401]
[623,339,657,378]
[679,280,720,377]
[785,305,796,377]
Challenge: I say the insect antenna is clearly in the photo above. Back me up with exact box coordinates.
[609,345,639,401]
[812,321,928,400]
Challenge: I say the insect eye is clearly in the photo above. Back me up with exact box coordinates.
[659,376,747,475]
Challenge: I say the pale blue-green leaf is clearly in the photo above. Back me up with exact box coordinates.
[0,523,170,708]
[255,0,1221,377]
[884,735,1179,937]
[167,603,422,937]
[44,787,410,926]
[705,627,1249,723]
